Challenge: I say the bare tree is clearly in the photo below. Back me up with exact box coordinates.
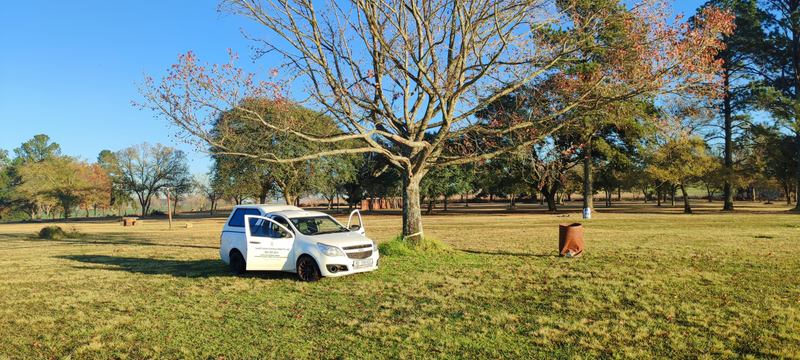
[137,0,733,243]
[194,173,224,215]
[164,169,193,216]
[113,143,190,217]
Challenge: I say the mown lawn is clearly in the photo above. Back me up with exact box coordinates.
[1,202,799,359]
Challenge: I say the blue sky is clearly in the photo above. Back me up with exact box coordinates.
[0,0,708,174]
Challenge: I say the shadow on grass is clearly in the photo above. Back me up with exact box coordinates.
[6,234,219,250]
[460,249,558,258]
[57,254,298,280]
[92,233,220,250]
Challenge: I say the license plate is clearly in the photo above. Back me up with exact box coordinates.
[353,259,373,269]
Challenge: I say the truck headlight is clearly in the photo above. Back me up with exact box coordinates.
[317,243,345,257]
[372,240,378,250]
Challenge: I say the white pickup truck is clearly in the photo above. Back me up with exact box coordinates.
[219,205,379,281]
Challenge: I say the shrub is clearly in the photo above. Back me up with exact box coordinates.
[378,235,451,256]
[38,226,66,239]
[38,226,84,239]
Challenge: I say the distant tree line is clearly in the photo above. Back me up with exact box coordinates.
[203,97,796,216]
[0,136,193,220]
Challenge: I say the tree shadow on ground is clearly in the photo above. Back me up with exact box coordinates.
[56,254,298,280]
[5,234,219,251]
[460,249,558,258]
[87,233,220,249]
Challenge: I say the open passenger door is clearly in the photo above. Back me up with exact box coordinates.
[347,209,365,236]
[244,215,296,271]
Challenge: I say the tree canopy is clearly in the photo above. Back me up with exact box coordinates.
[137,0,734,243]
[111,142,190,217]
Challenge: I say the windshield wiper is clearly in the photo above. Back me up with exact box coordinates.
[314,229,347,235]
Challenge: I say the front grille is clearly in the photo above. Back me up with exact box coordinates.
[343,244,372,250]
[347,250,373,259]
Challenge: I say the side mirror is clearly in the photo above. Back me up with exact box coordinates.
[350,225,361,231]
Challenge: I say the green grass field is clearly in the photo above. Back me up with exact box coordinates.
[1,201,799,359]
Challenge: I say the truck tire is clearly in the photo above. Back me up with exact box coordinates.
[296,256,321,282]
[230,250,246,275]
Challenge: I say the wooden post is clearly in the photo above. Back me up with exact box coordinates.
[167,187,173,229]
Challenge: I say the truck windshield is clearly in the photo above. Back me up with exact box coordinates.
[289,216,347,235]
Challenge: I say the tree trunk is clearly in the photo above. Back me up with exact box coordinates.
[793,0,800,209]
[139,194,149,218]
[617,186,621,201]
[723,70,735,211]
[426,198,436,215]
[680,183,692,214]
[402,174,424,245]
[542,187,558,212]
[795,132,800,210]
[173,196,179,216]
[642,188,648,203]
[670,185,676,207]
[444,197,448,211]
[583,138,593,211]
[657,186,662,207]
[258,181,270,204]
[706,184,713,202]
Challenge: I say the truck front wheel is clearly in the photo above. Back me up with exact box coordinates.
[296,256,321,282]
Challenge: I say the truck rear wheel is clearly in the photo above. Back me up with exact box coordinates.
[230,250,246,275]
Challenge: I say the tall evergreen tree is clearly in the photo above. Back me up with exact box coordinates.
[698,0,767,210]
[755,0,800,209]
